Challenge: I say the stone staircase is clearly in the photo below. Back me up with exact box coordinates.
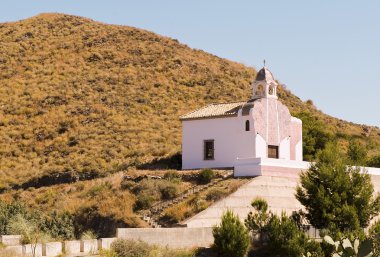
[141,172,233,228]
[183,175,303,228]
[180,174,380,229]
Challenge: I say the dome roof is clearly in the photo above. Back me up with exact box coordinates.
[255,67,275,83]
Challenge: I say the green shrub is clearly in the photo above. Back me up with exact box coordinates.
[80,230,97,240]
[213,210,250,257]
[160,184,178,200]
[206,188,227,201]
[164,170,181,182]
[134,194,155,210]
[39,211,74,240]
[188,195,208,212]
[198,169,214,184]
[111,239,150,257]
[245,198,323,256]
[369,221,380,255]
[0,200,29,235]
[265,213,323,257]
[133,179,180,203]
[7,214,51,244]
[120,180,136,191]
[110,238,196,257]
[86,182,112,197]
[368,155,380,168]
[99,249,118,257]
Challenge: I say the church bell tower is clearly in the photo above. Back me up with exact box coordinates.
[252,65,278,100]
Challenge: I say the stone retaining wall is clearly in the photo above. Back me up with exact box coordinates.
[0,236,118,256]
[116,227,213,248]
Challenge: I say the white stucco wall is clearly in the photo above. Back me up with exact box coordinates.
[182,117,241,169]
[295,140,303,161]
[255,133,267,158]
[279,137,290,159]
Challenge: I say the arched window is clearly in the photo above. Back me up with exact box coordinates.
[256,84,264,96]
[269,85,274,95]
[245,120,250,131]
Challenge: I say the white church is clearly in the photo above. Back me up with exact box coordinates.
[180,66,380,178]
[180,66,310,177]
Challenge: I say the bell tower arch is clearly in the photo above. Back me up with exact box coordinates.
[252,65,278,100]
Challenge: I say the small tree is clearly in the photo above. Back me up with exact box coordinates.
[0,200,28,235]
[245,198,271,243]
[7,214,50,257]
[266,213,323,257]
[296,142,380,238]
[245,199,323,257]
[213,210,250,257]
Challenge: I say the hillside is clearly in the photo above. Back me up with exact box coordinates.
[0,13,379,191]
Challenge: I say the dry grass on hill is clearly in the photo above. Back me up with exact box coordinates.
[0,14,380,232]
[0,169,234,230]
[0,13,379,189]
[0,170,196,229]
[0,13,255,189]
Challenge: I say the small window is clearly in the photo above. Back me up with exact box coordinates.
[245,120,250,131]
[204,140,214,160]
[269,85,274,95]
[256,84,264,96]
[268,145,279,159]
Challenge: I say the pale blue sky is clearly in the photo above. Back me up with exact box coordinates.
[2,1,380,127]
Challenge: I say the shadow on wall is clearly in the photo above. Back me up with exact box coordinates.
[137,153,182,170]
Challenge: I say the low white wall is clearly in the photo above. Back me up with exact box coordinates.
[234,158,380,177]
[81,239,98,254]
[234,157,310,177]
[117,227,213,249]
[233,157,262,176]
[4,245,23,256]
[23,243,43,257]
[63,240,81,255]
[98,238,117,250]
[43,242,62,257]
[362,166,380,176]
[0,237,119,256]
[0,235,21,246]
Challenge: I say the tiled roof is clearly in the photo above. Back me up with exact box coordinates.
[180,101,247,120]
